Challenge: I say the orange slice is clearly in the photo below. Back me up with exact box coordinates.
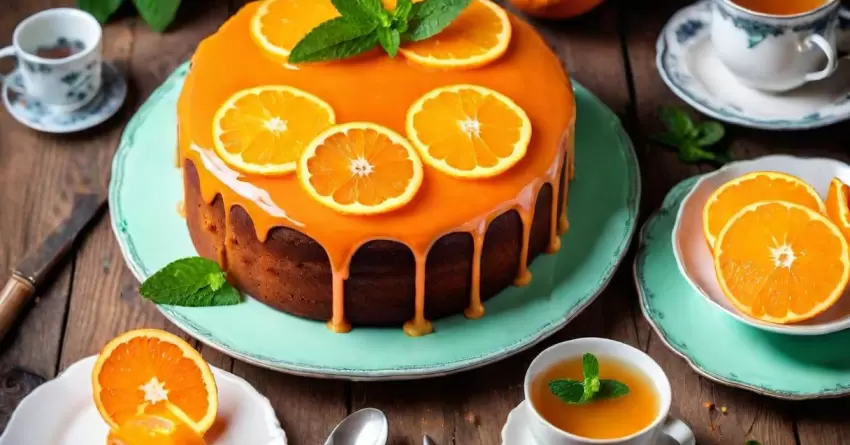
[714,200,850,324]
[702,171,825,248]
[212,85,335,176]
[92,329,218,435]
[297,122,424,215]
[826,177,850,242]
[250,0,339,61]
[406,84,531,179]
[107,413,207,445]
[399,0,511,69]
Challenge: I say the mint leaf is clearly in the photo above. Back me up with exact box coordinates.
[695,121,725,147]
[405,0,471,41]
[140,257,220,302]
[393,0,414,22]
[208,271,226,291]
[150,283,241,307]
[597,380,630,399]
[680,142,719,163]
[77,0,125,23]
[548,379,585,404]
[132,0,181,32]
[650,132,684,149]
[582,353,599,380]
[377,28,401,57]
[332,0,388,26]
[289,17,378,63]
[659,106,694,138]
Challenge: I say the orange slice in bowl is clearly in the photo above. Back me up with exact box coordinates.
[213,85,335,176]
[400,0,511,69]
[714,201,850,324]
[107,413,207,445]
[702,171,825,248]
[406,84,531,179]
[92,329,218,434]
[827,177,850,242]
[297,122,424,215]
[250,0,339,61]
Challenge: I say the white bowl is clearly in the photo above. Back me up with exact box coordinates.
[673,155,850,336]
[0,356,286,445]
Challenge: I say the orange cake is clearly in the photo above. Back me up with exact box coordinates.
[177,0,576,336]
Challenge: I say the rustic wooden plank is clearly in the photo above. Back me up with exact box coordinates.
[619,0,824,443]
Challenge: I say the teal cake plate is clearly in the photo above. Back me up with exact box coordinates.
[636,178,850,399]
[109,63,640,380]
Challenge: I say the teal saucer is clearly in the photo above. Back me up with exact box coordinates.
[109,62,640,380]
[636,178,850,399]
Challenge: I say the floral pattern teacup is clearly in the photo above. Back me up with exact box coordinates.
[0,8,102,112]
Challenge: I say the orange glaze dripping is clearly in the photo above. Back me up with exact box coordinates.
[464,219,488,320]
[177,2,575,336]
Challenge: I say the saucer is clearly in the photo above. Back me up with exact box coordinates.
[636,177,850,399]
[657,1,850,130]
[674,155,850,336]
[2,61,126,133]
[501,401,537,445]
[0,356,287,445]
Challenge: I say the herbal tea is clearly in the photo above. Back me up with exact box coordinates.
[531,354,659,439]
[34,37,85,60]
[731,0,826,16]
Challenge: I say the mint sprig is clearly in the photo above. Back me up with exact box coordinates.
[77,0,181,32]
[140,257,241,307]
[548,353,630,405]
[289,0,472,63]
[652,106,729,165]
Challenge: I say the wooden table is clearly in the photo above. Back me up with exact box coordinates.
[1,0,849,443]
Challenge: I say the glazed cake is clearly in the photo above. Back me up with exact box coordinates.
[177,0,576,336]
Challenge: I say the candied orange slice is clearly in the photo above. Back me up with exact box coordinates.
[250,0,340,60]
[400,0,511,69]
[107,413,207,445]
[92,329,218,434]
[827,177,850,242]
[702,171,825,248]
[212,85,335,175]
[298,122,424,215]
[714,201,850,324]
[406,84,531,179]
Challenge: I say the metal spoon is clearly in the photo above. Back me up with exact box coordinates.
[423,435,437,445]
[324,408,389,445]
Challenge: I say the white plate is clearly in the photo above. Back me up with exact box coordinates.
[673,155,850,336]
[501,401,537,445]
[0,356,286,445]
[656,1,850,130]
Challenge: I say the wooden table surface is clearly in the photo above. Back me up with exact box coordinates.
[2,0,850,444]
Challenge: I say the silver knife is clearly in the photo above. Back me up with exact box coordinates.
[423,435,436,445]
[0,193,104,339]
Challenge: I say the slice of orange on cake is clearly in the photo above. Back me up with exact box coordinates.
[406,84,531,179]
[298,122,424,215]
[400,0,511,69]
[212,85,335,176]
[92,329,218,435]
[250,0,340,61]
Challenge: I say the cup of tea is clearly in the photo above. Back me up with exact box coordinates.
[711,0,847,92]
[0,8,103,112]
[523,338,695,445]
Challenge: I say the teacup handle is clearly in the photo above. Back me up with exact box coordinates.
[802,34,838,82]
[662,417,695,445]
[0,45,15,84]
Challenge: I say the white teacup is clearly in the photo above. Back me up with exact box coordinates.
[523,338,695,445]
[0,8,103,112]
[711,0,848,92]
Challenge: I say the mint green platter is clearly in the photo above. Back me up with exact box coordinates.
[109,63,640,380]
[636,178,850,399]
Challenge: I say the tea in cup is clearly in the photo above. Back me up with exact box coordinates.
[523,338,694,445]
[711,0,847,92]
[0,8,103,112]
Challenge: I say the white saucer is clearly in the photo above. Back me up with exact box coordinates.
[501,401,538,445]
[674,155,850,336]
[0,356,286,445]
[657,1,850,130]
[2,61,127,134]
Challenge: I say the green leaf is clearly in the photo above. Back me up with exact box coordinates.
[695,121,725,147]
[332,0,388,26]
[582,353,600,380]
[207,271,226,291]
[139,257,221,303]
[745,441,761,445]
[679,142,719,163]
[148,283,242,307]
[659,106,694,138]
[132,0,181,32]
[377,28,401,57]
[651,132,685,149]
[597,379,630,399]
[548,379,585,404]
[405,0,472,41]
[393,0,414,22]
[289,17,379,63]
[77,0,125,24]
